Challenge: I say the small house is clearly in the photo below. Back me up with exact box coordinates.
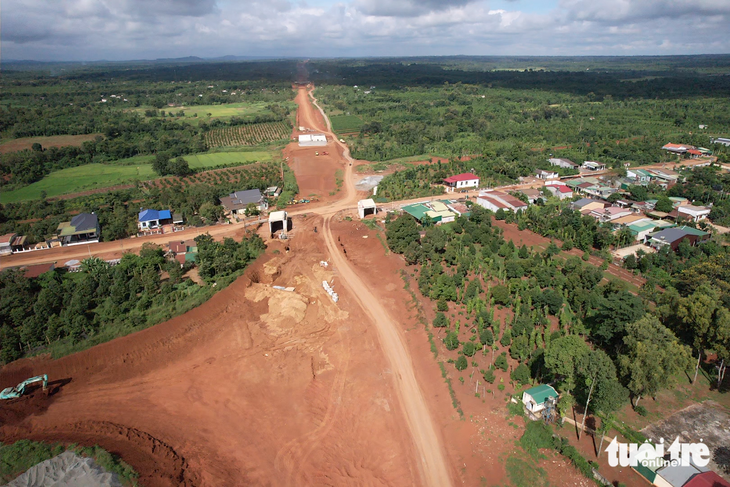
[0,234,17,255]
[56,213,100,246]
[138,209,172,230]
[443,173,480,192]
[535,169,559,180]
[677,205,711,222]
[582,161,606,171]
[220,189,267,216]
[522,384,558,415]
[548,158,578,170]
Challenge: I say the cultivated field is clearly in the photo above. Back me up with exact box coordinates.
[0,151,273,203]
[183,150,272,168]
[137,101,294,121]
[204,122,290,147]
[330,115,363,134]
[0,134,103,154]
[0,164,155,203]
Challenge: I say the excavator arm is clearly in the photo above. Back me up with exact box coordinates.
[0,374,48,400]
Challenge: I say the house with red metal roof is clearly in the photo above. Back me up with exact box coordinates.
[443,173,480,192]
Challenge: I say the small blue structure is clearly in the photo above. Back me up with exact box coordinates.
[138,209,173,230]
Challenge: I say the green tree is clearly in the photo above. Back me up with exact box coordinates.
[510,334,530,362]
[495,352,508,372]
[199,202,223,224]
[544,334,590,392]
[244,203,260,217]
[463,341,478,357]
[491,285,510,305]
[433,312,449,328]
[618,315,692,406]
[511,363,531,386]
[444,331,460,350]
[169,157,192,177]
[455,355,468,371]
[655,195,674,213]
[479,328,494,346]
[152,152,171,176]
[386,215,420,254]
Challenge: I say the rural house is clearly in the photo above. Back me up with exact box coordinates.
[443,173,480,192]
[56,213,100,246]
[571,198,606,214]
[548,158,578,170]
[220,189,267,216]
[0,233,26,255]
[677,205,711,222]
[649,227,709,251]
[138,209,173,230]
[522,384,558,416]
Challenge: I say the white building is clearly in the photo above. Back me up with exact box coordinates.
[536,169,559,180]
[548,158,578,170]
[582,161,606,171]
[476,190,528,213]
[357,199,377,219]
[677,205,711,222]
[443,173,480,192]
[269,211,288,234]
[298,134,327,147]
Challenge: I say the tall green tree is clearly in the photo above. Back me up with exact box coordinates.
[618,315,692,406]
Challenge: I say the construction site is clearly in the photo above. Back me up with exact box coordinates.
[0,85,599,487]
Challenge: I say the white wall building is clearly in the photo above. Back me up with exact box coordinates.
[298,134,327,147]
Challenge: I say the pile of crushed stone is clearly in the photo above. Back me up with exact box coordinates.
[6,451,122,487]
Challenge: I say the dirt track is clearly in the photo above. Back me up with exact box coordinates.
[0,86,452,487]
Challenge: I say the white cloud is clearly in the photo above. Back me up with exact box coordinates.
[1,0,729,60]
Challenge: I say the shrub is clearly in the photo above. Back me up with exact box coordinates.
[433,312,449,328]
[462,341,478,357]
[519,421,555,458]
[511,363,531,386]
[482,368,496,383]
[437,298,449,311]
[498,383,506,391]
[444,331,460,351]
[500,327,512,347]
[495,352,508,372]
[479,328,494,346]
[455,355,468,371]
[635,405,648,417]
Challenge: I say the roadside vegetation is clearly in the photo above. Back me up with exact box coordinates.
[0,235,265,363]
[385,202,728,427]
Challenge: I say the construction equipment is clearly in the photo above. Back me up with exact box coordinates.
[322,151,329,155]
[1,374,48,400]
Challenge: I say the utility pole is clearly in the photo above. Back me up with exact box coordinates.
[579,375,596,440]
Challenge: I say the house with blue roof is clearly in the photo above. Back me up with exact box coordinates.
[138,209,173,231]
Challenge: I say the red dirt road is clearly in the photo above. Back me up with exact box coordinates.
[0,86,452,487]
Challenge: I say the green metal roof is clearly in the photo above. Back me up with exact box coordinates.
[524,384,558,404]
[402,204,431,221]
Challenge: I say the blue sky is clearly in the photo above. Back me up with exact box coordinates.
[3,0,730,61]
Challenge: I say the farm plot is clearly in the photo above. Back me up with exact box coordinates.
[141,163,281,191]
[183,150,273,168]
[0,163,156,203]
[204,122,291,147]
[330,115,363,134]
[0,134,103,154]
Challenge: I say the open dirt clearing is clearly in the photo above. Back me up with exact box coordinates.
[0,134,103,154]
[0,226,420,486]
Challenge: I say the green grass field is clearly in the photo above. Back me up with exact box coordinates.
[0,150,274,203]
[135,101,296,122]
[183,151,271,168]
[0,164,156,203]
[331,115,364,133]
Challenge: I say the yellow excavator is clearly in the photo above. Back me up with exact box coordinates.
[0,374,48,400]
